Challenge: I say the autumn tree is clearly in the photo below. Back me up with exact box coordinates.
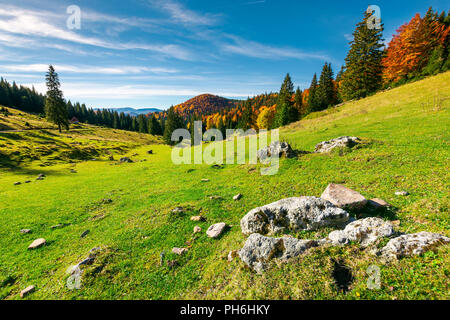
[256,106,276,129]
[44,65,69,132]
[339,11,384,101]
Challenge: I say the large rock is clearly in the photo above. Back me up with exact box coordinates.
[238,233,320,273]
[206,222,227,238]
[257,141,293,161]
[314,136,360,153]
[240,196,349,235]
[321,184,367,209]
[378,232,450,261]
[327,217,395,247]
[20,285,35,298]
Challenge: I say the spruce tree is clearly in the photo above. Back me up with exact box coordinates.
[339,11,384,101]
[274,73,297,127]
[163,107,185,145]
[294,87,305,118]
[44,65,68,132]
[307,73,319,113]
[316,63,335,110]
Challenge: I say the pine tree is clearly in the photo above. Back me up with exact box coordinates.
[44,65,68,132]
[274,73,298,127]
[163,107,185,145]
[294,87,305,118]
[307,73,319,112]
[316,63,336,110]
[339,11,384,101]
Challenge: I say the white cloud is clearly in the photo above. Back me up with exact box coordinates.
[0,64,178,75]
[154,0,218,25]
[222,36,331,61]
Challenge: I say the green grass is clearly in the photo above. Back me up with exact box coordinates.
[0,72,449,300]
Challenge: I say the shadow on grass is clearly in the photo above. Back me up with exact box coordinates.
[347,204,399,221]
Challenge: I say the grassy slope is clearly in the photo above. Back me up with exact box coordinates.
[0,72,449,300]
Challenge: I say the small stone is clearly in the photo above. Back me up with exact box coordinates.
[233,194,242,201]
[227,250,237,262]
[314,136,360,153]
[102,198,113,204]
[24,180,31,184]
[81,230,90,238]
[50,224,63,229]
[20,229,31,234]
[172,247,188,255]
[206,222,227,238]
[171,207,184,214]
[209,195,222,200]
[20,285,35,298]
[108,155,115,161]
[14,182,21,186]
[28,238,46,249]
[193,226,202,233]
[368,198,390,208]
[201,179,210,182]
[395,190,409,196]
[78,257,95,266]
[147,150,153,154]
[190,216,205,222]
[119,157,133,163]
[167,260,178,268]
[321,183,367,209]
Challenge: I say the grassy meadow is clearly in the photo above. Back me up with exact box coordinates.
[0,72,449,300]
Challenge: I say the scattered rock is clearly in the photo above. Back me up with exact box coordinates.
[233,193,242,201]
[201,178,210,182]
[227,250,237,262]
[20,285,35,298]
[321,183,367,209]
[167,260,178,268]
[193,226,202,233]
[81,230,90,238]
[119,157,133,163]
[368,198,390,208]
[171,207,184,214]
[50,224,63,229]
[314,136,360,153]
[238,233,320,273]
[14,182,21,186]
[37,174,45,179]
[147,150,153,154]
[172,247,188,255]
[70,169,77,173]
[326,217,396,247]
[240,196,349,236]
[20,229,31,234]
[206,222,227,238]
[395,190,409,196]
[24,180,31,184]
[108,155,115,161]
[78,257,95,266]
[102,198,113,204]
[378,232,450,261]
[28,238,46,249]
[209,195,223,200]
[190,216,205,222]
[257,141,293,161]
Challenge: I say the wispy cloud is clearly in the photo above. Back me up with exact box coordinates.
[153,0,219,26]
[222,35,330,61]
[0,6,193,60]
[0,64,178,75]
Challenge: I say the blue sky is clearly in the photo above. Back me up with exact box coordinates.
[0,0,448,110]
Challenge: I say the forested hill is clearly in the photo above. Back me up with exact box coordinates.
[171,94,241,118]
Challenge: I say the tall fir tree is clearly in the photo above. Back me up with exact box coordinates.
[315,62,336,110]
[294,87,305,118]
[274,73,297,127]
[339,11,384,101]
[163,107,185,145]
[307,73,319,113]
[44,65,68,132]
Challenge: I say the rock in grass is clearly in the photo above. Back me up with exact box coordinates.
[80,230,90,238]
[172,247,188,255]
[167,260,178,268]
[201,178,210,182]
[233,193,242,201]
[28,238,46,249]
[321,184,367,209]
[193,226,202,233]
[24,180,31,184]
[240,197,349,236]
[206,222,227,238]
[368,198,390,208]
[228,250,237,262]
[20,285,35,298]
[14,182,21,186]
[190,216,205,222]
[238,233,320,273]
[20,229,31,234]
[171,207,184,214]
[119,157,133,163]
[147,150,153,154]
[378,232,450,261]
[326,217,396,247]
[314,136,360,153]
[257,141,293,161]
[395,190,409,196]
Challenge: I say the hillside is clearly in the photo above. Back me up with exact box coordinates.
[172,94,241,118]
[0,72,449,300]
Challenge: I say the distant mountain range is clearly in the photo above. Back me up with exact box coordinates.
[97,107,163,117]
